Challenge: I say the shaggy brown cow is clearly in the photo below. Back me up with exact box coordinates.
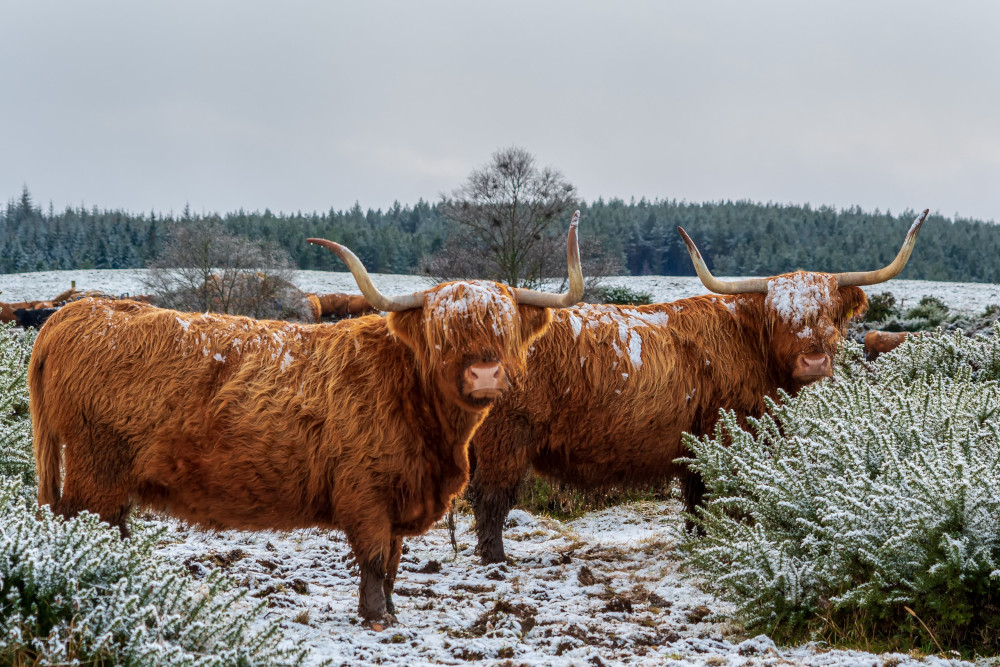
[317,292,378,318]
[864,330,911,361]
[305,292,379,322]
[14,307,59,329]
[30,215,584,627]
[469,210,928,564]
[1,300,53,323]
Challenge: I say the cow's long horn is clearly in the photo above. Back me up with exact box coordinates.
[833,209,928,287]
[306,238,425,311]
[515,210,585,308]
[677,227,770,294]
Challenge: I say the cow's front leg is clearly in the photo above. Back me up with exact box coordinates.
[383,536,403,616]
[343,515,397,629]
[357,553,395,629]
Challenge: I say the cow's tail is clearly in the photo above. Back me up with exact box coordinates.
[29,343,61,508]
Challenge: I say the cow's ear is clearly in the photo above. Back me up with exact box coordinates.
[387,309,425,351]
[516,305,553,346]
[839,286,868,321]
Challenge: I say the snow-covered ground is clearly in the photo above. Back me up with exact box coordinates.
[1,269,998,315]
[153,500,967,667]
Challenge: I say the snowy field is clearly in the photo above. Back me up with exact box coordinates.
[4,268,992,665]
[1,268,999,315]
[153,501,966,667]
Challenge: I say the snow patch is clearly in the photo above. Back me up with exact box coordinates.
[766,274,832,326]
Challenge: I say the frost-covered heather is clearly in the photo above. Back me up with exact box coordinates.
[0,477,306,666]
[0,322,34,488]
[681,327,1000,654]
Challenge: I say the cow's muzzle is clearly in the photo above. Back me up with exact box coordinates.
[793,353,833,379]
[463,362,507,400]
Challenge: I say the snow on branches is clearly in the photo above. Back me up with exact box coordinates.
[680,325,1000,651]
[0,323,34,488]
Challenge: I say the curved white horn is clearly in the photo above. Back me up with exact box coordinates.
[307,238,425,311]
[515,210,585,308]
[677,227,770,294]
[834,209,928,287]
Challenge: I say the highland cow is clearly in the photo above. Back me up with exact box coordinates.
[30,215,585,626]
[864,330,911,361]
[469,210,928,564]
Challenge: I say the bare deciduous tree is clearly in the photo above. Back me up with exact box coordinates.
[434,146,578,288]
[426,147,621,293]
[143,220,310,321]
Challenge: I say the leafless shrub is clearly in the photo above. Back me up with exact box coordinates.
[143,220,311,321]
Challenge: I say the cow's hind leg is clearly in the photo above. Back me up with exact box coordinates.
[468,415,534,565]
[58,427,135,538]
[383,536,403,616]
[681,471,706,534]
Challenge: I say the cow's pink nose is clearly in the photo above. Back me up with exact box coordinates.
[794,353,832,379]
[465,362,507,399]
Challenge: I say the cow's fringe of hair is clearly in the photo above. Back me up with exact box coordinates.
[417,283,530,388]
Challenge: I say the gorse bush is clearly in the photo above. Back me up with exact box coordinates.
[598,285,653,306]
[680,325,1000,655]
[0,478,306,665]
[0,322,35,488]
[903,295,950,327]
[864,291,898,322]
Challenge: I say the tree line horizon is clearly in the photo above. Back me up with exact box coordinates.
[3,185,998,284]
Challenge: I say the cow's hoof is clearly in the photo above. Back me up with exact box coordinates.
[479,551,507,565]
[363,613,397,632]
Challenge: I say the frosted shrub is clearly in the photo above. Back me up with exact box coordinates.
[0,322,34,487]
[0,477,305,666]
[681,325,1000,653]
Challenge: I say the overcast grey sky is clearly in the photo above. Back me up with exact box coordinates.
[2,1,997,221]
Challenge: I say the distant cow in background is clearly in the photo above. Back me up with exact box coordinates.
[14,307,59,329]
[1,300,54,324]
[30,214,585,627]
[864,330,911,361]
[468,209,928,564]
[2,286,143,329]
[306,292,378,321]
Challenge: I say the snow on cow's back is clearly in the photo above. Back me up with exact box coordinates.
[168,310,308,373]
[556,303,673,373]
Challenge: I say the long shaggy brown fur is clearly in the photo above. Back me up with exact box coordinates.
[468,272,867,563]
[30,290,550,625]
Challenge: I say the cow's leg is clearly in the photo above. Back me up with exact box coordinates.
[343,512,396,628]
[383,536,403,616]
[58,429,134,538]
[468,415,533,564]
[681,471,706,534]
